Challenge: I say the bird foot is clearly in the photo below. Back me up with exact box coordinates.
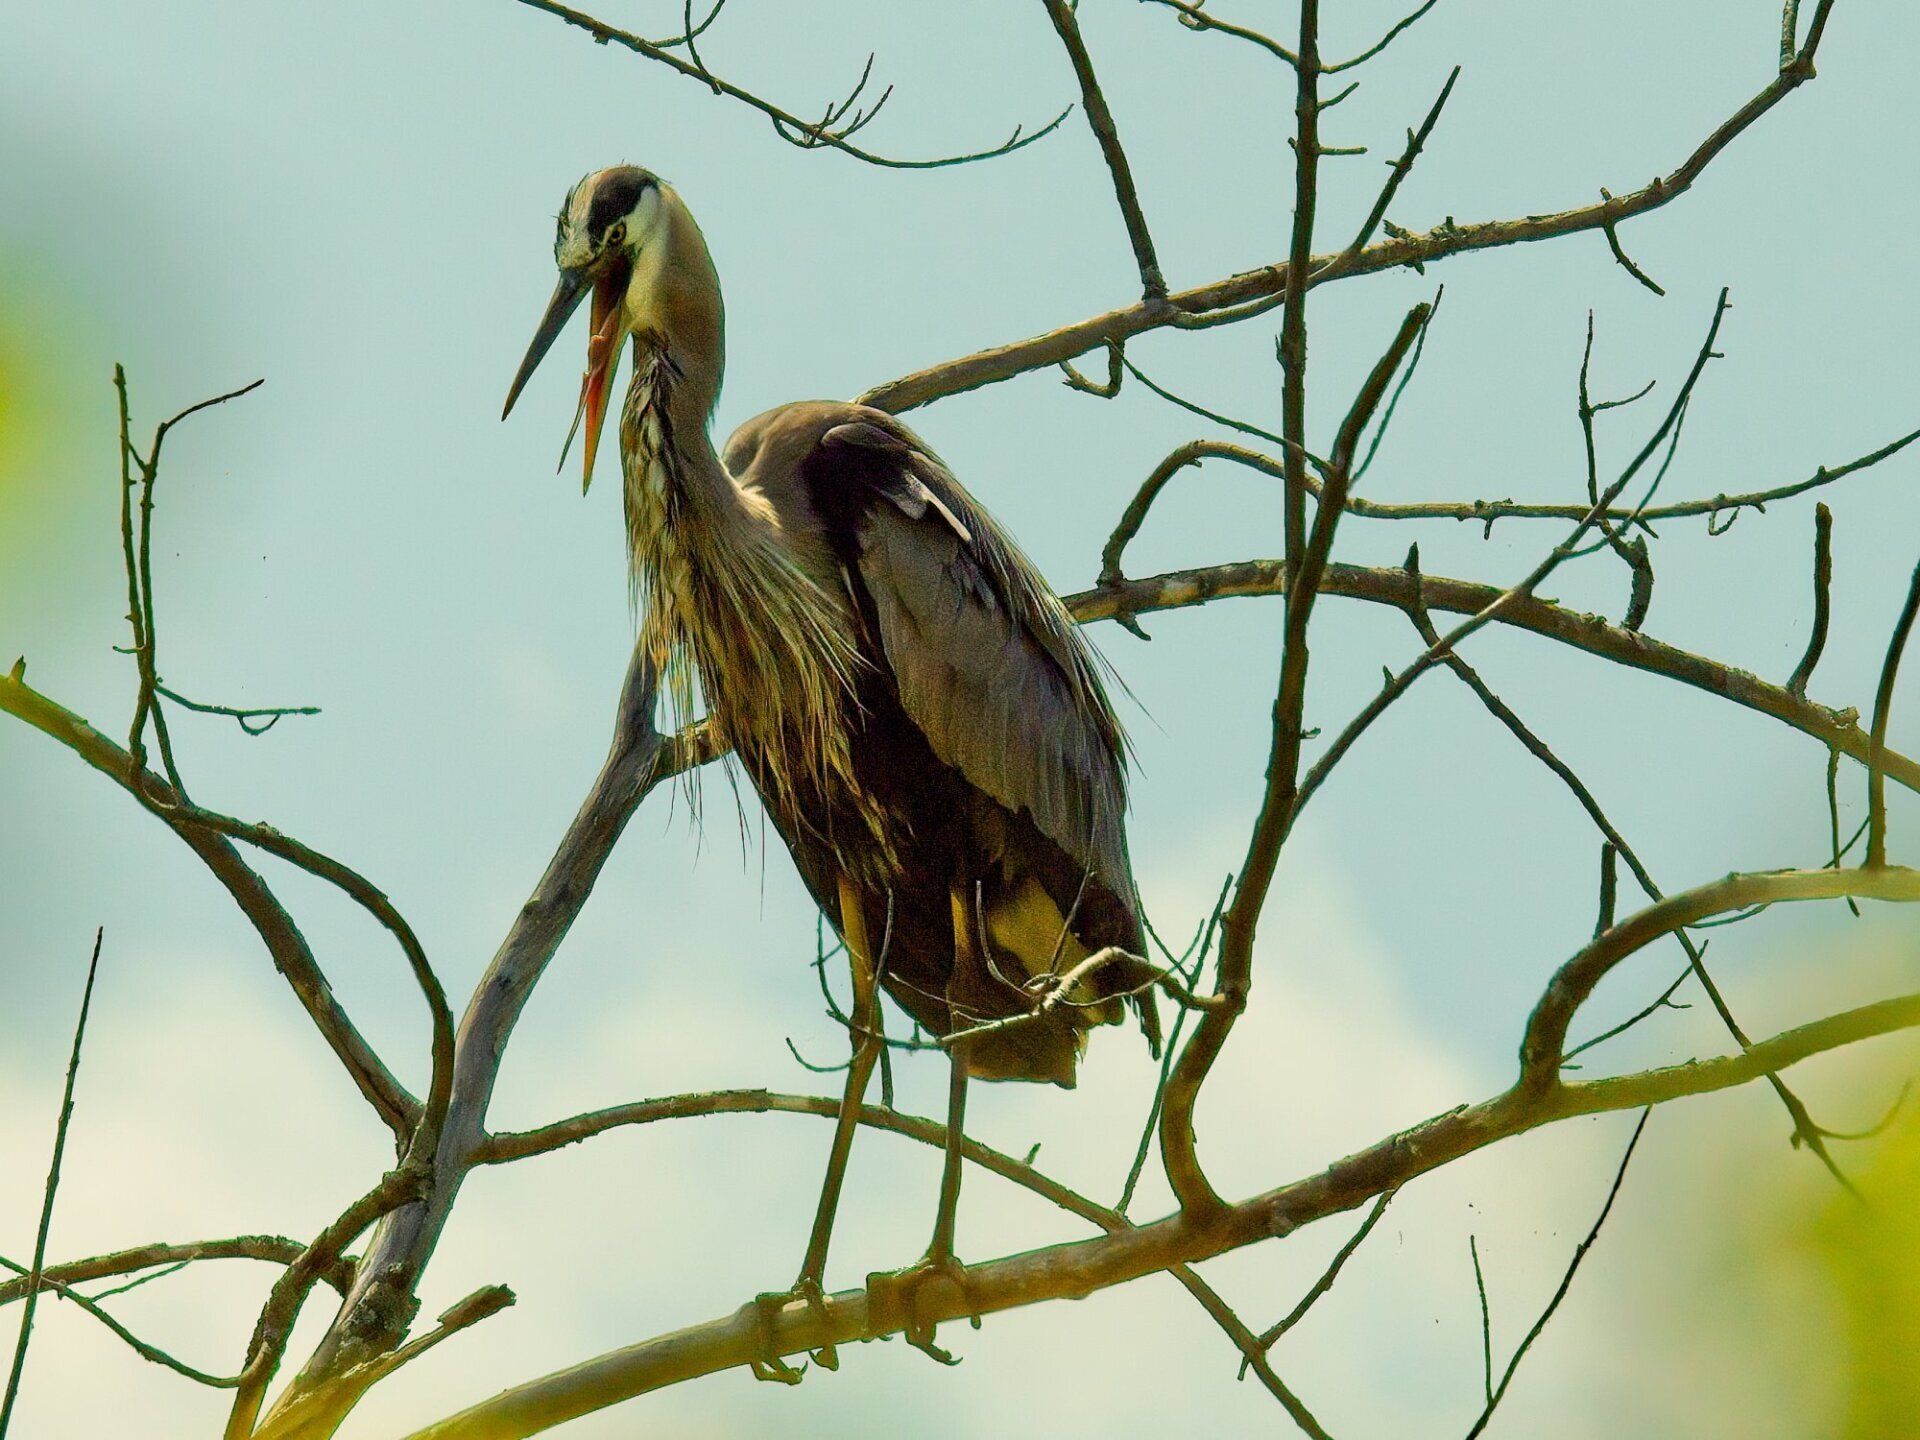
[865,1252,980,1365]
[749,1276,838,1382]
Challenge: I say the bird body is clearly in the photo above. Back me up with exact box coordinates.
[505,166,1158,1086]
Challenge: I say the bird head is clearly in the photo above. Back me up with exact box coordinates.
[502,165,722,491]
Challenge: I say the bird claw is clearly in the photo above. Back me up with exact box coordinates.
[865,1252,980,1365]
[749,1277,837,1382]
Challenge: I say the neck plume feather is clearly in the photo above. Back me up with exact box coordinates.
[619,341,878,860]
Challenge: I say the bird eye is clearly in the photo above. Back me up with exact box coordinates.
[604,221,627,249]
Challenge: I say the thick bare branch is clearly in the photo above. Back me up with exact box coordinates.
[398,861,1920,1439]
[260,647,671,1434]
[860,4,1837,413]
[485,1089,1326,1433]
[1068,561,1920,797]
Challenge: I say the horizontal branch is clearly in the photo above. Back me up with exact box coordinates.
[402,895,1918,1439]
[482,1088,1324,1426]
[859,5,1835,412]
[481,1090,1110,1223]
[0,1237,352,1308]
[1102,426,1917,576]
[1065,559,1920,796]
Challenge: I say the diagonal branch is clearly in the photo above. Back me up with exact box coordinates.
[1042,0,1166,299]
[1399,550,1857,1187]
[1,929,105,1436]
[0,1255,239,1391]
[484,1088,1328,1435]
[259,646,673,1435]
[860,1,1838,413]
[0,667,417,1135]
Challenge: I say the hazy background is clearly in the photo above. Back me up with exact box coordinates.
[3,2,1918,1436]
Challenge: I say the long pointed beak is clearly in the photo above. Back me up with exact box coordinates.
[501,263,628,493]
[502,267,590,421]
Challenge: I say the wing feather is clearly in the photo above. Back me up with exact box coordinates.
[816,420,1135,909]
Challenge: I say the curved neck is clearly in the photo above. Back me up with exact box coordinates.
[623,183,725,436]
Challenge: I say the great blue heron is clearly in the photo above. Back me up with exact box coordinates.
[502,164,1159,1366]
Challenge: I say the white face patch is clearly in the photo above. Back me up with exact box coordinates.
[554,169,663,272]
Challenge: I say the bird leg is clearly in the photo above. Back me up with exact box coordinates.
[864,887,984,1364]
[752,873,880,1381]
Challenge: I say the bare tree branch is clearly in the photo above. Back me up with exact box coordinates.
[1399,548,1857,1188]
[514,0,1069,169]
[1462,1111,1650,1439]
[1042,0,1166,299]
[0,1238,353,1309]
[1068,560,1920,797]
[396,862,1920,1439]
[0,666,417,1134]
[258,648,672,1434]
[0,929,104,1436]
[1867,556,1920,868]
[860,3,1837,413]
[1788,503,1837,697]
[0,1255,239,1391]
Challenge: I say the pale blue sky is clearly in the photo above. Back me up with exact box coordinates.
[3,3,1918,1437]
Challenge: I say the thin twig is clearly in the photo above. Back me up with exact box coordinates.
[0,1256,237,1390]
[1594,843,1618,938]
[1469,1235,1493,1405]
[1598,187,1666,295]
[1141,0,1300,66]
[0,928,105,1437]
[1329,0,1446,72]
[1313,67,1460,284]
[518,0,1069,169]
[1463,1111,1651,1439]
[1788,504,1836,697]
[1119,877,1229,1215]
[1253,1189,1395,1353]
[1868,556,1920,868]
[1827,746,1863,917]
[154,684,320,736]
